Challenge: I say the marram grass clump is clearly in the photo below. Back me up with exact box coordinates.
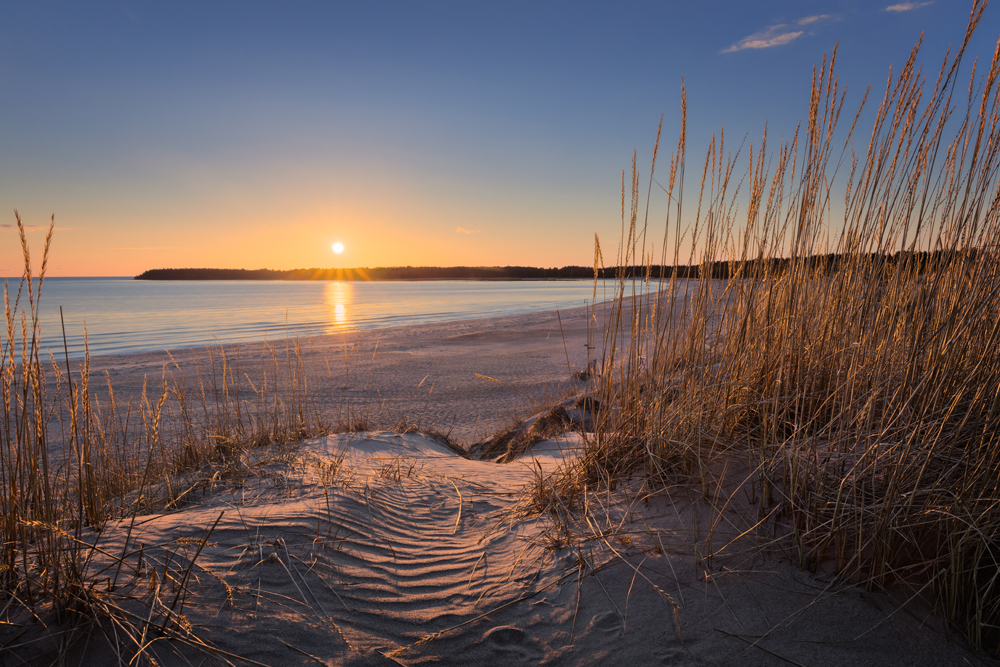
[561,0,1000,652]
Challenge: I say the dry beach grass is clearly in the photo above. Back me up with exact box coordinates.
[3,2,1000,664]
[540,0,1000,655]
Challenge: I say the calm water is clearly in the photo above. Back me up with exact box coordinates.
[11,278,608,359]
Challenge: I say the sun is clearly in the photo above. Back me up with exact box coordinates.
[332,242,344,254]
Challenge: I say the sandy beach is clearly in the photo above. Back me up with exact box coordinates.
[81,299,604,447]
[4,303,992,666]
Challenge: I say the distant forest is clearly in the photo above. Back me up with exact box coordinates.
[134,251,975,282]
[136,266,596,281]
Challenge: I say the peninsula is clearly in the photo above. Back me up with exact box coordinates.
[135,251,968,281]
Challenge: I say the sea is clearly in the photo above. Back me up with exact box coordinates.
[5,277,611,359]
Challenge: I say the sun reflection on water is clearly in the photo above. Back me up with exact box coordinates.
[324,281,353,329]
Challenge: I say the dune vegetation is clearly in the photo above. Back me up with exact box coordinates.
[547,0,1000,652]
[1,223,349,627]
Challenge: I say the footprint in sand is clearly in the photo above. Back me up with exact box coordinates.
[652,632,696,666]
[652,647,687,665]
[480,626,546,662]
[483,625,527,647]
[481,625,545,661]
[588,611,624,638]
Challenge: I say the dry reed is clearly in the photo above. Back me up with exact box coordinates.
[545,0,1000,651]
[0,214,397,662]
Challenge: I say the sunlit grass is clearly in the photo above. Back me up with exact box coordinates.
[0,219,393,660]
[542,0,1000,652]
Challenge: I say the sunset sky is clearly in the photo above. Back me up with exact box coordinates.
[0,1,993,276]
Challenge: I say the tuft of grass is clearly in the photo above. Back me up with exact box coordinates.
[538,0,1000,652]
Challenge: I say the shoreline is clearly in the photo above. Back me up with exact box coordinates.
[79,299,608,445]
[32,277,624,360]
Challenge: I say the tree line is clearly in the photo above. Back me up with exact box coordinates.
[134,251,978,281]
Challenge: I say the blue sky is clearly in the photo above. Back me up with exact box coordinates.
[0,1,993,275]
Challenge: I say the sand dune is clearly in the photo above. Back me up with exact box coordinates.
[4,301,992,665]
[7,428,986,666]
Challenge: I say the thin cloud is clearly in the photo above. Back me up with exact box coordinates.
[722,15,834,54]
[722,28,803,53]
[885,1,933,11]
[455,227,481,234]
[797,15,832,25]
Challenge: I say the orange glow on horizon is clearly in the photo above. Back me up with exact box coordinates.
[2,188,612,277]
